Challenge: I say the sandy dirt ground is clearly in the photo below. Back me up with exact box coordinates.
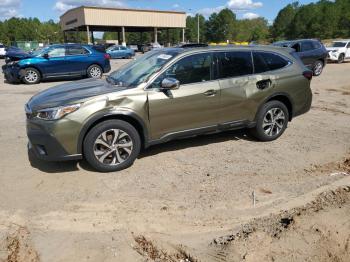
[0,57,349,262]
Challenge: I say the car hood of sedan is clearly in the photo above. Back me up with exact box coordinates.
[27,78,128,111]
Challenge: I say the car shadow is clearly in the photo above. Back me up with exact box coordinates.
[139,129,256,159]
[28,129,256,173]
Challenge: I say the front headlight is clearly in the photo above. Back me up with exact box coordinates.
[36,104,81,120]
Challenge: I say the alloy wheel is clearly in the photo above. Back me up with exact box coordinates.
[24,70,38,83]
[93,129,133,166]
[262,108,286,137]
[90,66,102,78]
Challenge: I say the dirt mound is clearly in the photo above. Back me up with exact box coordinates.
[0,226,39,262]
[211,186,350,262]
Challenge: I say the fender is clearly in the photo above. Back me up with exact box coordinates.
[254,92,295,122]
[77,110,149,154]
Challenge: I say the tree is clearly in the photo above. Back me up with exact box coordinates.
[271,2,299,40]
[206,8,236,42]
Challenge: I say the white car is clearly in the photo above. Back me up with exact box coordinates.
[327,40,350,63]
[0,44,6,58]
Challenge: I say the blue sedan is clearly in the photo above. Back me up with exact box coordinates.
[2,44,111,84]
[107,45,135,59]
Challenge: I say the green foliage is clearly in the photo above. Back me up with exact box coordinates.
[0,17,63,45]
[272,0,350,41]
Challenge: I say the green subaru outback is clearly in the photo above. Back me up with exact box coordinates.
[25,46,313,172]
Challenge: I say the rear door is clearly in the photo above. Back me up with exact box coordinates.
[147,52,221,140]
[65,46,91,76]
[214,51,256,123]
[299,41,317,68]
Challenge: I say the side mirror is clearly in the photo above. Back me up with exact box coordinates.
[42,53,49,59]
[161,77,180,90]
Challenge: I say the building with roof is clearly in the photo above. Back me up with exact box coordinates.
[59,6,187,45]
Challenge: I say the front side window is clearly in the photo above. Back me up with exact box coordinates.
[332,42,346,48]
[153,53,212,87]
[216,51,253,79]
[253,52,289,73]
[48,47,66,57]
[346,42,350,48]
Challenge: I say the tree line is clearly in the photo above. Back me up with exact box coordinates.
[0,0,349,47]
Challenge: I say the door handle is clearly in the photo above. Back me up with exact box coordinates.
[256,79,272,90]
[203,89,217,96]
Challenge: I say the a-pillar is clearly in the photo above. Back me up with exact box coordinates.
[122,26,126,46]
[154,27,158,43]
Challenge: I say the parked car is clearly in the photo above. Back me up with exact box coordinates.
[273,39,328,76]
[2,44,111,84]
[0,44,6,58]
[25,46,313,172]
[106,45,135,59]
[326,40,350,63]
[139,42,163,53]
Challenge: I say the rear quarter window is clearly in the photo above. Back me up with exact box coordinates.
[253,52,290,73]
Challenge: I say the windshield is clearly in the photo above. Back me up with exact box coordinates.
[107,49,180,87]
[32,46,50,56]
[331,42,346,48]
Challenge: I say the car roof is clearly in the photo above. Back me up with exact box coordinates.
[174,45,295,54]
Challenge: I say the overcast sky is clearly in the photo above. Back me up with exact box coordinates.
[1,0,316,23]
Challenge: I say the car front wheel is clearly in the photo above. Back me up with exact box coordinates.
[83,120,141,172]
[87,64,103,79]
[250,100,289,142]
[22,67,41,84]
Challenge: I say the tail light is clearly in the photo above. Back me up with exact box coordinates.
[104,53,111,60]
[303,70,313,80]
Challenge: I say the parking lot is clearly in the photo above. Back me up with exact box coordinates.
[0,57,350,261]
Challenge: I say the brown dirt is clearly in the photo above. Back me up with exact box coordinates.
[0,59,349,261]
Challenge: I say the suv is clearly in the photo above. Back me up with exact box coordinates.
[2,44,111,84]
[273,39,328,76]
[326,40,350,63]
[25,46,313,172]
[0,44,6,58]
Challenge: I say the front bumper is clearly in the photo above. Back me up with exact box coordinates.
[2,64,24,83]
[327,52,340,61]
[27,120,82,162]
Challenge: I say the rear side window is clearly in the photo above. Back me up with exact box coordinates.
[216,51,253,79]
[253,52,290,73]
[66,46,89,55]
[301,41,315,52]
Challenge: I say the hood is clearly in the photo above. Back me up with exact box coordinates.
[6,51,33,59]
[326,47,345,52]
[27,78,128,111]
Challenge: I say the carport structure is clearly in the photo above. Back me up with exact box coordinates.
[60,6,187,45]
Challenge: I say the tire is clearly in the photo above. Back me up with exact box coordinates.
[313,60,324,76]
[22,67,41,84]
[249,101,289,142]
[83,120,141,172]
[338,54,345,64]
[87,64,103,79]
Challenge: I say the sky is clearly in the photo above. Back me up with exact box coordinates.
[1,0,317,23]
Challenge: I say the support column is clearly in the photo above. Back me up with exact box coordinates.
[91,31,95,45]
[63,31,67,43]
[182,28,185,43]
[76,28,79,43]
[86,25,91,44]
[117,31,121,45]
[154,27,158,43]
[122,26,126,46]
[167,29,170,47]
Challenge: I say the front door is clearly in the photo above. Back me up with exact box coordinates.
[65,45,91,75]
[39,46,67,78]
[147,52,220,140]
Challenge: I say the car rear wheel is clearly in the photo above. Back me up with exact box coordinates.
[83,120,141,172]
[22,68,41,84]
[249,101,289,142]
[87,64,103,79]
[313,60,324,76]
[338,54,345,64]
